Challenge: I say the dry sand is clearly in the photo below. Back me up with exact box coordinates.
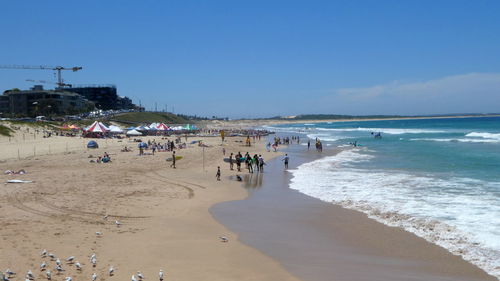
[0,128,298,281]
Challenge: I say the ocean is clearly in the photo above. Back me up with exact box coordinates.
[266,117,500,279]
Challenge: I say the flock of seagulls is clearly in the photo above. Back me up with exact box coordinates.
[1,250,167,281]
[1,217,229,281]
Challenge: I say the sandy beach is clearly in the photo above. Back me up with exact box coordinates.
[0,127,298,281]
[0,123,497,281]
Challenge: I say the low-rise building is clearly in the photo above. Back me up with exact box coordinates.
[0,85,93,117]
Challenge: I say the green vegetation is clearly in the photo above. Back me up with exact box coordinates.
[0,124,14,136]
[109,112,189,125]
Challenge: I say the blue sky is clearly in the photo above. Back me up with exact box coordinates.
[1,1,499,118]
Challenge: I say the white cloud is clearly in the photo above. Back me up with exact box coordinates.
[327,73,500,115]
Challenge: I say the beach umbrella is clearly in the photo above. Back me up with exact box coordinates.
[126,129,143,136]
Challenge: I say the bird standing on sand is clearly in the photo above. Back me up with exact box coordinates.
[108,266,114,276]
[131,275,137,281]
[48,253,56,260]
[90,253,96,261]
[56,259,62,266]
[27,270,34,280]
[75,263,82,271]
[41,249,47,257]
[0,272,7,281]
[103,215,108,220]
[136,272,144,280]
[65,277,72,281]
[46,270,52,280]
[55,265,64,274]
[219,236,229,242]
[5,270,15,277]
[96,232,103,237]
[92,273,97,281]
[40,262,47,271]
[90,257,96,267]
[159,270,164,281]
[66,256,75,263]
[115,220,121,227]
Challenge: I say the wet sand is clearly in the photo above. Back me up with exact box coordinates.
[211,144,496,281]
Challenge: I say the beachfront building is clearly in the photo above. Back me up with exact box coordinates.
[0,85,93,117]
[63,85,134,110]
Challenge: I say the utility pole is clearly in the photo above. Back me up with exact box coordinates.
[155,102,157,112]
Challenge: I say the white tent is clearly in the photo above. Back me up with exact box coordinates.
[108,125,124,133]
[126,129,143,136]
[85,121,109,133]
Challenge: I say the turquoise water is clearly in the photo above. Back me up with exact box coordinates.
[268,117,500,279]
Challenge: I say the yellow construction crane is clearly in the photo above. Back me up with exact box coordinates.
[0,65,82,88]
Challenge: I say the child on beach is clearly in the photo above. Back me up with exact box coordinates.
[216,166,221,181]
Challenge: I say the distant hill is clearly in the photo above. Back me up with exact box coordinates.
[275,114,402,120]
[273,113,499,120]
[109,112,189,125]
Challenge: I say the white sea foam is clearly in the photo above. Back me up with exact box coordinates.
[315,127,447,134]
[411,138,500,143]
[289,150,500,279]
[466,132,500,140]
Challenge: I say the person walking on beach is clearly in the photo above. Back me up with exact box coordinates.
[258,155,265,172]
[307,140,310,150]
[170,151,176,169]
[216,166,221,181]
[282,154,289,169]
[229,153,234,170]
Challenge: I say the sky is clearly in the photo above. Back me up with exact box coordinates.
[0,0,499,118]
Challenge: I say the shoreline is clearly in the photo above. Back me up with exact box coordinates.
[211,140,497,281]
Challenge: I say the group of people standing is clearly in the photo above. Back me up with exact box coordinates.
[229,152,266,173]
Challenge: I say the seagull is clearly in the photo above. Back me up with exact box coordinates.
[40,262,47,271]
[66,256,75,263]
[41,249,48,257]
[92,273,97,281]
[159,270,164,281]
[103,215,109,220]
[25,279,30,281]
[27,270,34,280]
[219,236,229,242]
[56,258,62,266]
[55,265,64,274]
[65,277,72,281]
[115,220,121,227]
[5,270,15,277]
[46,270,52,280]
[90,253,96,261]
[108,266,114,276]
[75,263,82,271]
[95,232,103,236]
[48,253,56,260]
[1,272,8,281]
[136,272,144,280]
[131,275,137,281]
[90,257,96,267]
